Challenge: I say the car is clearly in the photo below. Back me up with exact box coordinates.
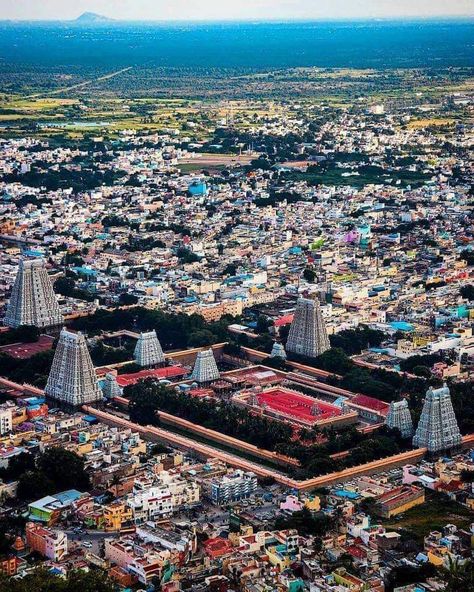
[82,541,93,548]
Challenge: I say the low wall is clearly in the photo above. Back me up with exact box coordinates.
[85,406,474,492]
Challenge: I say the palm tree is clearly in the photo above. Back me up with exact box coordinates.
[443,556,474,591]
[110,473,121,497]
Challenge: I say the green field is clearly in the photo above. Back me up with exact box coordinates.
[384,491,474,541]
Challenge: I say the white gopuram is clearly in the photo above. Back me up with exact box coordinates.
[286,297,330,358]
[102,372,123,399]
[4,259,63,329]
[270,342,287,360]
[45,328,102,406]
[385,400,414,439]
[413,384,461,452]
[134,331,165,367]
[191,349,220,384]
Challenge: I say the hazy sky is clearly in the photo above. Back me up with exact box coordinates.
[3,0,473,21]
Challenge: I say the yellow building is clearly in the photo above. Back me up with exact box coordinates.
[332,568,368,591]
[375,486,425,518]
[103,502,133,531]
[304,495,321,512]
[266,545,292,571]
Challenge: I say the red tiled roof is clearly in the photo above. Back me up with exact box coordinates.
[351,394,390,413]
[274,314,294,327]
[0,335,55,359]
[257,387,341,422]
[116,366,186,387]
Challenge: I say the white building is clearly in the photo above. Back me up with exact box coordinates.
[127,472,200,523]
[0,406,13,435]
[211,470,257,505]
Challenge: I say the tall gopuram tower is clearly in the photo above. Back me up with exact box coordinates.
[413,384,461,453]
[286,297,330,358]
[385,400,414,439]
[134,331,165,367]
[4,259,63,329]
[191,349,220,384]
[44,328,102,407]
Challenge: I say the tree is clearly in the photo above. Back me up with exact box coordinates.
[0,567,118,592]
[223,263,237,276]
[256,315,272,334]
[314,348,353,374]
[37,447,90,491]
[17,471,55,501]
[176,247,199,264]
[274,507,333,537]
[0,452,35,481]
[460,284,474,301]
[443,557,474,592]
[385,563,437,592]
[118,293,138,306]
[54,276,76,297]
[303,267,316,283]
[12,325,40,343]
[129,385,162,426]
[188,329,217,348]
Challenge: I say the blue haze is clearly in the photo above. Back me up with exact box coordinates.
[0,20,473,68]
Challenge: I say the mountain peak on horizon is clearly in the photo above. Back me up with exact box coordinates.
[75,12,113,23]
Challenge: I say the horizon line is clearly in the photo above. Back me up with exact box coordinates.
[1,15,473,24]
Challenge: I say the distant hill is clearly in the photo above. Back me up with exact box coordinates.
[75,12,113,23]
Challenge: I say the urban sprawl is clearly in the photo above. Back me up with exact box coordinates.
[0,75,473,592]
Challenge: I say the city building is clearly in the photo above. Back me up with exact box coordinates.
[385,400,414,439]
[134,331,165,367]
[44,328,102,406]
[211,470,257,505]
[25,522,68,561]
[374,485,425,518]
[127,472,200,523]
[0,406,13,435]
[191,349,220,383]
[413,385,462,453]
[4,259,63,329]
[286,297,330,358]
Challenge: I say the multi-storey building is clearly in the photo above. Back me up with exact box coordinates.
[127,472,200,523]
[25,522,68,561]
[191,349,220,383]
[211,470,257,506]
[413,384,462,452]
[385,400,414,439]
[0,406,13,435]
[134,331,165,367]
[286,297,330,359]
[44,328,102,406]
[4,259,63,329]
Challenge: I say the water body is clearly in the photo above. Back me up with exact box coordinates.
[0,20,472,69]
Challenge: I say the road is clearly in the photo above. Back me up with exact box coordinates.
[54,527,119,556]
[28,67,133,98]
